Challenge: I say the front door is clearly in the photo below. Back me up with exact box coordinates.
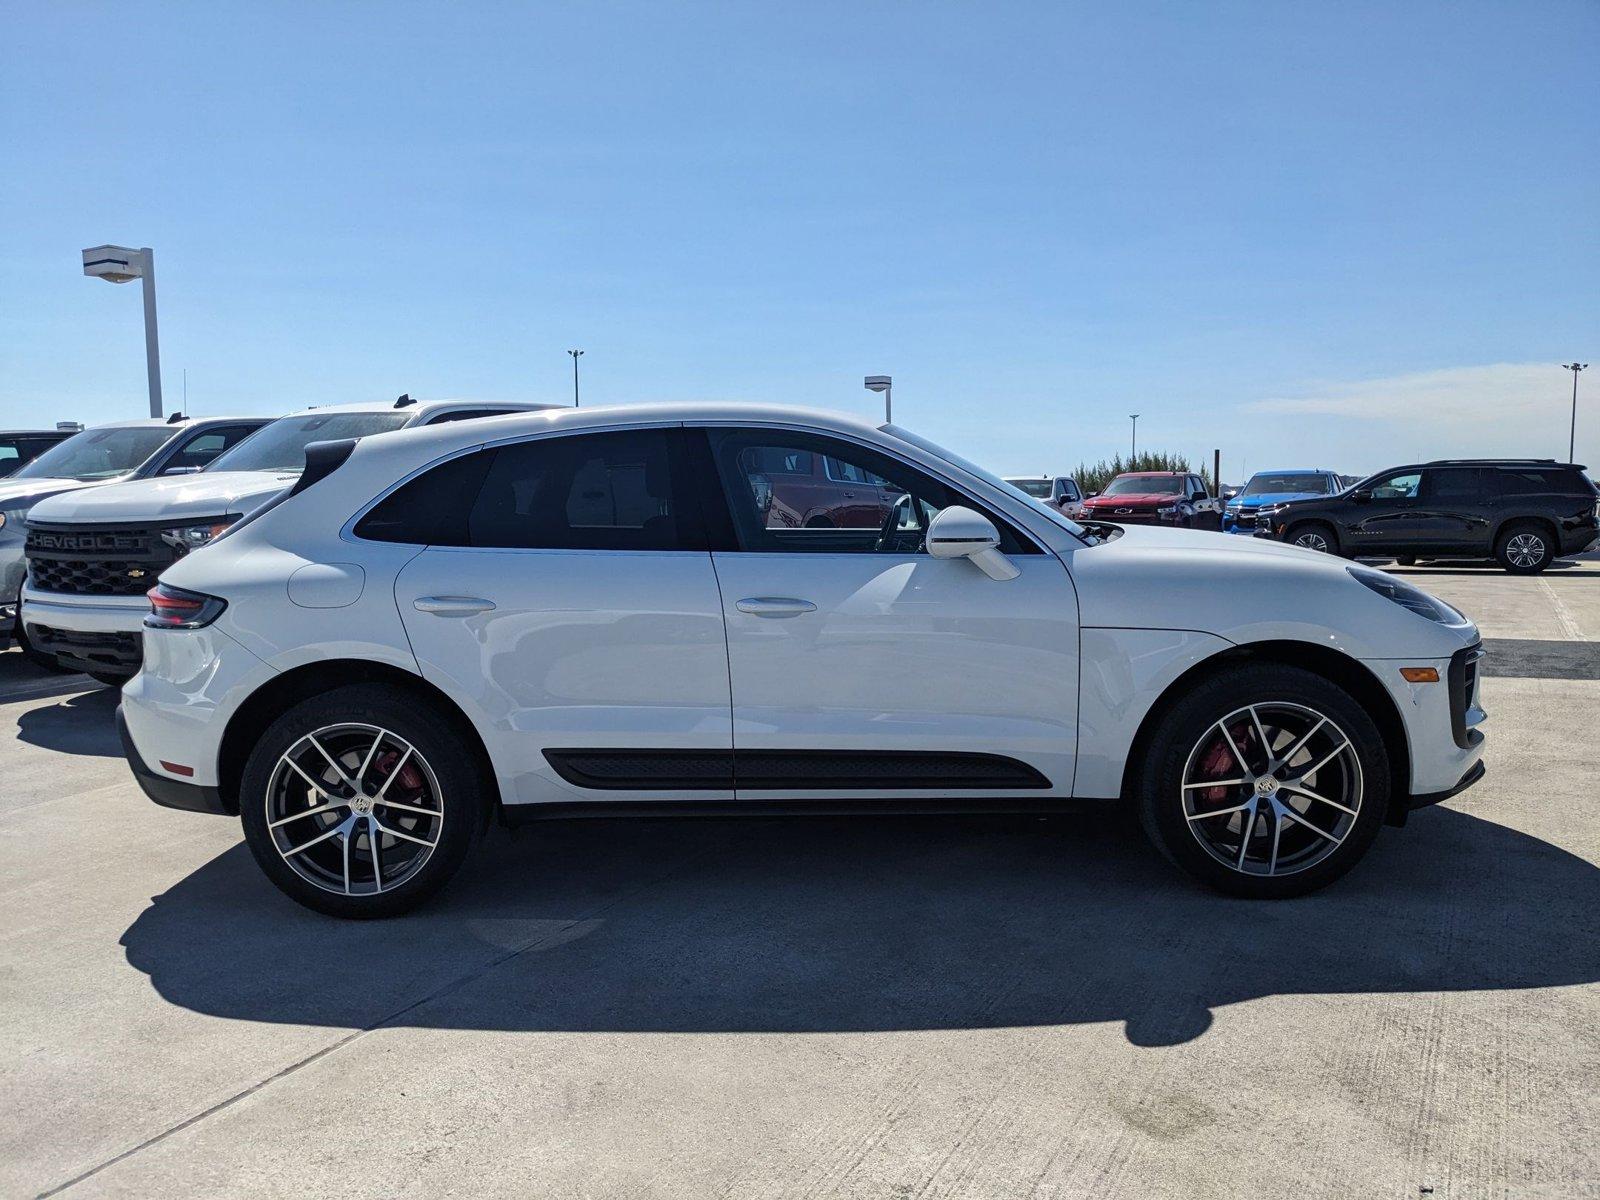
[1345,469,1429,553]
[698,426,1081,799]
[385,426,735,806]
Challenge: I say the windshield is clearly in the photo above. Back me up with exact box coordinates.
[1243,473,1330,496]
[207,412,411,473]
[884,425,1089,541]
[1007,479,1053,498]
[14,426,173,481]
[1104,474,1184,496]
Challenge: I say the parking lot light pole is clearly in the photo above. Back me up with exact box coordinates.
[865,375,892,423]
[1565,363,1588,462]
[81,245,163,418]
[568,349,584,407]
[1129,414,1139,460]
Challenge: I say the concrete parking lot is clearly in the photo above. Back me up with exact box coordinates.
[3,560,1598,1199]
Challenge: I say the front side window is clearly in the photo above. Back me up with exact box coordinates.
[1369,471,1422,500]
[14,426,173,481]
[707,429,1032,555]
[356,428,697,551]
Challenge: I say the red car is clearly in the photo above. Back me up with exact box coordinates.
[743,445,902,528]
[1078,470,1222,529]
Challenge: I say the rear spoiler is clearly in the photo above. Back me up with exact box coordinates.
[288,438,359,496]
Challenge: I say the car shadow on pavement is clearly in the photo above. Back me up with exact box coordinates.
[14,685,122,756]
[121,804,1600,1047]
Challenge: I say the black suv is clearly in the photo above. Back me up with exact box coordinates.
[1255,459,1599,573]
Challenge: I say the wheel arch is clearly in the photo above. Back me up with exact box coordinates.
[1118,639,1412,826]
[216,659,502,822]
[1492,512,1559,551]
[1283,517,1340,552]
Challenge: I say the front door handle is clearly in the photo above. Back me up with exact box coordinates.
[735,597,817,618]
[413,595,496,617]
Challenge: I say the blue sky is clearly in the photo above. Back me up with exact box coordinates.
[2,1,1595,479]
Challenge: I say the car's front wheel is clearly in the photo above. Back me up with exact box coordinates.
[1135,664,1390,898]
[239,684,488,918]
[1285,521,1338,555]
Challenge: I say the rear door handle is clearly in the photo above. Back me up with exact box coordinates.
[735,597,817,618]
[413,595,496,616]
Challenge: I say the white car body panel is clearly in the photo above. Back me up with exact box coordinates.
[121,402,1484,823]
[395,546,735,805]
[710,551,1079,798]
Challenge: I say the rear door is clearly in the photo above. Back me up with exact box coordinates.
[379,425,735,806]
[698,425,1081,799]
[1416,467,1495,552]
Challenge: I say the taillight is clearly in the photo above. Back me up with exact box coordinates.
[145,582,227,630]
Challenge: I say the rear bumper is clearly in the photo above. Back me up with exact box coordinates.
[117,704,233,815]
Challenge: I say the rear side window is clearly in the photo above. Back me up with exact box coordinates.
[1497,467,1589,496]
[355,429,700,551]
[1425,467,1491,500]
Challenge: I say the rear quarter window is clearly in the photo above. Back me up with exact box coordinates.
[1497,467,1590,496]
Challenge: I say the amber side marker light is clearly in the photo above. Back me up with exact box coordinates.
[1399,667,1440,684]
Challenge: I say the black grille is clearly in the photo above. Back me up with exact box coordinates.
[26,624,142,674]
[1447,644,1484,749]
[26,522,179,597]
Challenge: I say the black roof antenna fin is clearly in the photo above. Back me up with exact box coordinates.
[393,393,416,408]
[166,412,186,423]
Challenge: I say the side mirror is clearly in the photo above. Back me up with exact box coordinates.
[1350,489,1372,503]
[162,465,203,476]
[1087,491,1099,498]
[926,506,1019,581]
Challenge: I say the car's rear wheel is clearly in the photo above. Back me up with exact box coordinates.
[1135,664,1389,898]
[239,685,487,918]
[1395,556,1417,567]
[1286,521,1338,555]
[1495,521,1555,574]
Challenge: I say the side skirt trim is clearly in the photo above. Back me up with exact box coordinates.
[542,748,1052,792]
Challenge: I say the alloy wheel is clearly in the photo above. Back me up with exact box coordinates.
[1180,702,1363,877]
[1505,532,1546,569]
[1292,530,1331,553]
[264,723,444,896]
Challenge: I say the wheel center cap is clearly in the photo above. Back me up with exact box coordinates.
[350,794,374,814]
[1254,775,1279,797]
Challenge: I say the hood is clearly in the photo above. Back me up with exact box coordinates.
[1068,523,1478,658]
[25,470,299,525]
[0,476,102,514]
[1228,490,1323,509]
[1082,492,1178,508]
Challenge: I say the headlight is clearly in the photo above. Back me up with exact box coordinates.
[159,516,239,556]
[0,507,25,533]
[1348,565,1469,626]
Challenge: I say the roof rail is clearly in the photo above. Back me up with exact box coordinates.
[1424,457,1558,465]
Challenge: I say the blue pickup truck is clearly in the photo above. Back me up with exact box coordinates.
[1222,469,1349,535]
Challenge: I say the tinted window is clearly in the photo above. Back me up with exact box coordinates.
[1008,479,1052,498]
[354,451,494,544]
[357,429,696,551]
[425,408,512,425]
[166,425,261,472]
[1243,473,1331,496]
[1104,474,1185,496]
[1497,467,1588,496]
[1425,467,1490,500]
[709,429,1034,555]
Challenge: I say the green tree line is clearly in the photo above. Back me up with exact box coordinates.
[1072,452,1215,495]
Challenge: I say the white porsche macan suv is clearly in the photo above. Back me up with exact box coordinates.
[118,405,1487,916]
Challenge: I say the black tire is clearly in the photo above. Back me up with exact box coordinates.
[87,671,129,688]
[239,684,489,918]
[1494,520,1556,574]
[14,621,72,673]
[1285,521,1339,555]
[1395,556,1417,567]
[804,515,834,528]
[1134,663,1390,899]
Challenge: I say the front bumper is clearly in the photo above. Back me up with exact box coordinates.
[20,587,148,675]
[1371,642,1487,817]
[117,704,233,815]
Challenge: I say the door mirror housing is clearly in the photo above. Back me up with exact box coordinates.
[926,506,1020,581]
[1350,488,1372,503]
[162,465,204,476]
